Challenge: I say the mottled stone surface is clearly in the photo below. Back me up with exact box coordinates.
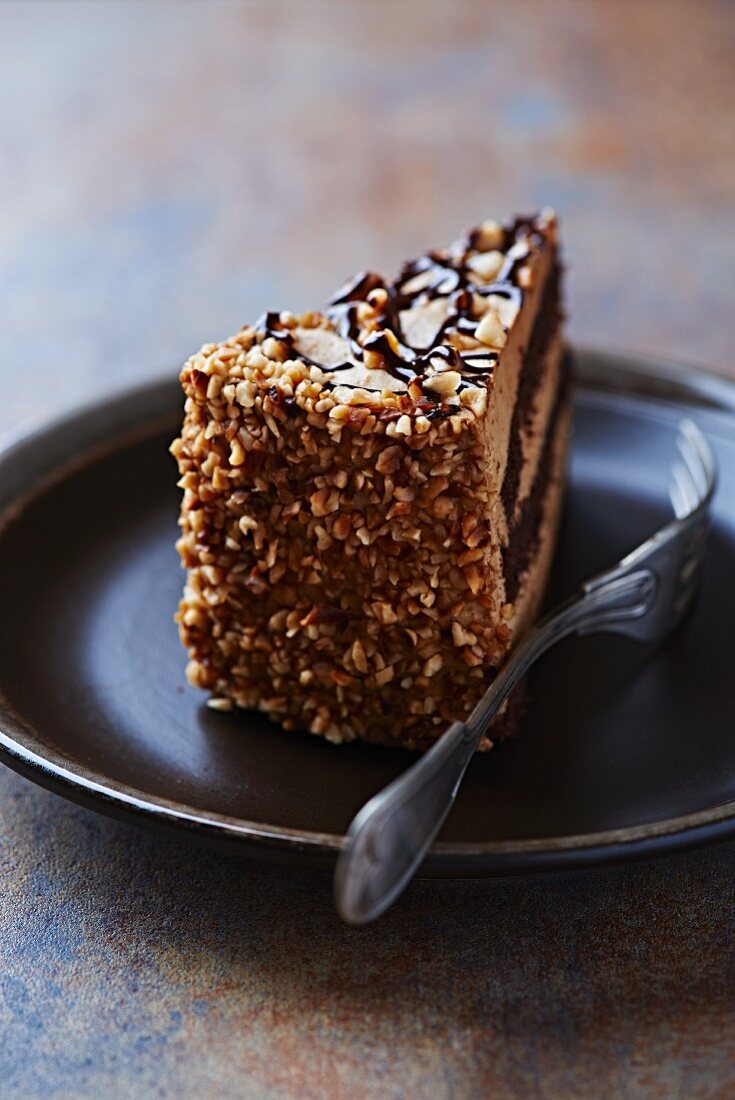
[2,777,735,1099]
[0,0,734,1096]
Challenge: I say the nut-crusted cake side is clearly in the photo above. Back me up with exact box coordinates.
[172,211,569,750]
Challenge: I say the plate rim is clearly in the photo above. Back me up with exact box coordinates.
[2,346,735,876]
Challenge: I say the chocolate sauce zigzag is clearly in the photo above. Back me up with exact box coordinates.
[255,214,549,398]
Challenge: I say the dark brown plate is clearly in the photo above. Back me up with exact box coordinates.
[1,349,735,875]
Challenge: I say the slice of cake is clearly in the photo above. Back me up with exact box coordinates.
[172,211,570,750]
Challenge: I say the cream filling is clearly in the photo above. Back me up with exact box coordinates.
[474,243,558,638]
[513,335,565,525]
[479,240,557,537]
[507,400,572,643]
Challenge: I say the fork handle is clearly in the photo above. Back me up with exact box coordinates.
[334,568,656,924]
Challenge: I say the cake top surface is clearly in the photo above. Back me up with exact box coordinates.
[264,210,555,392]
[184,210,558,429]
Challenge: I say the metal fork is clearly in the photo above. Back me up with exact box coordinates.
[335,419,716,924]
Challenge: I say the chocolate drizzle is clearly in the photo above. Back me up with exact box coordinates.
[256,214,550,398]
[328,270,385,305]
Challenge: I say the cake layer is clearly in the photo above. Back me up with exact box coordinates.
[172,213,568,749]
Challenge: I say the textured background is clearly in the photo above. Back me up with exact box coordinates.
[1,1,734,1096]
